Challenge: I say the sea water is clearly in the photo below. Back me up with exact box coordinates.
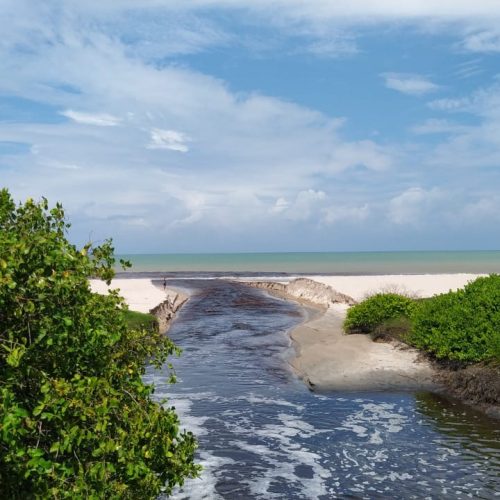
[118,251,500,275]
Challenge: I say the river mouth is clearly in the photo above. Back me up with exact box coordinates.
[144,279,500,499]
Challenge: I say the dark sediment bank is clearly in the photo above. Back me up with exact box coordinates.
[149,290,188,333]
[433,362,500,419]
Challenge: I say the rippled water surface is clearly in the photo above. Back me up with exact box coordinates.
[144,280,500,499]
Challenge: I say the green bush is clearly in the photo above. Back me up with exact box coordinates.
[344,293,415,334]
[410,275,500,363]
[0,190,200,498]
[370,316,413,343]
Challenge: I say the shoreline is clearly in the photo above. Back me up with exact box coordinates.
[289,306,438,392]
[247,274,499,418]
[114,250,500,276]
[90,274,498,415]
[89,278,189,333]
[246,273,479,393]
[249,279,439,392]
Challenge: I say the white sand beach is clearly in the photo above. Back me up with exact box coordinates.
[305,273,484,301]
[90,278,174,313]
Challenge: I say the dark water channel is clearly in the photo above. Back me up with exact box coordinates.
[144,279,500,499]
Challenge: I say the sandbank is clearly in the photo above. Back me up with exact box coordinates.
[289,304,437,391]
[253,274,485,392]
[90,278,173,312]
[90,278,188,332]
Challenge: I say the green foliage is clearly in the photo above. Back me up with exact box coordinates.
[410,275,500,363]
[0,189,200,498]
[124,311,159,333]
[343,293,416,334]
[370,316,413,343]
[343,275,500,365]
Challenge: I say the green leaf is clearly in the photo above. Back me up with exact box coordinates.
[0,189,200,497]
[6,346,26,367]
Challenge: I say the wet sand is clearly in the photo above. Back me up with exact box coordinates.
[289,304,437,392]
[252,274,483,392]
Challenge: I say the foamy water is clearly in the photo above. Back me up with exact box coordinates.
[144,279,500,499]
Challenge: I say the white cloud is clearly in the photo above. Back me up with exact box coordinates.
[322,204,369,225]
[282,190,327,222]
[305,35,358,58]
[169,189,207,226]
[411,119,469,135]
[453,59,484,80]
[421,82,500,172]
[326,140,392,172]
[41,159,82,171]
[461,195,500,222]
[428,82,500,117]
[427,97,470,111]
[382,73,440,96]
[60,109,122,126]
[270,197,289,214]
[40,1,500,20]
[4,1,500,68]
[116,15,231,59]
[147,128,190,152]
[1,0,500,250]
[388,187,443,225]
[462,31,500,53]
[268,191,371,227]
[0,12,396,250]
[274,0,500,19]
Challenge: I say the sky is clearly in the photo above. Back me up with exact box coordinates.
[1,1,500,253]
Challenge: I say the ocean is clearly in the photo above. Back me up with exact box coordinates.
[116,250,500,275]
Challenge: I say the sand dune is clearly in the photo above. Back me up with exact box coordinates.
[306,273,483,302]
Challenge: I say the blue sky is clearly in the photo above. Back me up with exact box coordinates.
[1,1,500,253]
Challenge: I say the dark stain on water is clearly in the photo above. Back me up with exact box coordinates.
[143,279,500,499]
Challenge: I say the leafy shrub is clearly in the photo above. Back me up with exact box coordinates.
[410,275,500,363]
[0,190,200,498]
[370,316,413,343]
[344,293,415,334]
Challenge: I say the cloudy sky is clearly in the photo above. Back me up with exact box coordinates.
[1,1,500,253]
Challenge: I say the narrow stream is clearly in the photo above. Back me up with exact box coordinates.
[144,279,500,499]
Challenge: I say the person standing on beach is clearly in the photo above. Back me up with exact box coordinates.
[163,277,167,291]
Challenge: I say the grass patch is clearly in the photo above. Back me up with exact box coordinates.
[123,310,159,332]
